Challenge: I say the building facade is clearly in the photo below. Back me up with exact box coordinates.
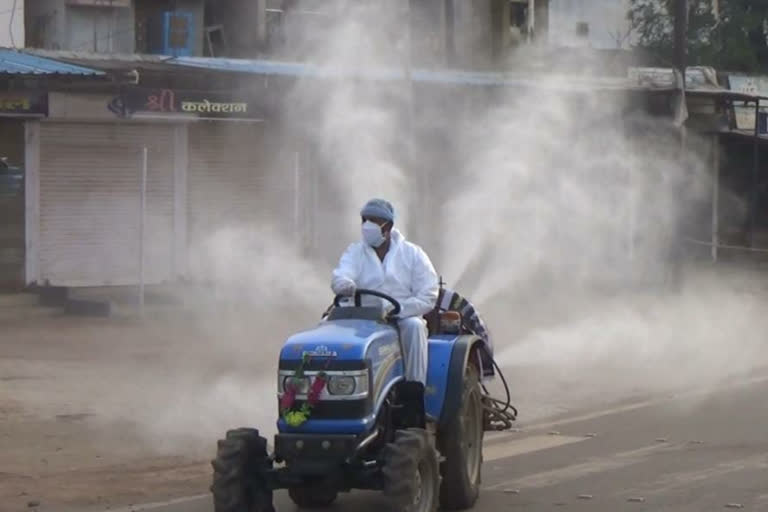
[547,0,633,50]
[12,57,287,288]
[24,0,205,56]
[0,0,24,48]
[5,0,763,292]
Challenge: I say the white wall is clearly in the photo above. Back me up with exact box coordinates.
[548,0,634,50]
[67,4,135,53]
[0,0,25,47]
[24,0,135,52]
[26,0,70,50]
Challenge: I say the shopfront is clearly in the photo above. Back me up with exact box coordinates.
[26,91,182,286]
[25,86,292,287]
[0,92,47,288]
[113,86,292,282]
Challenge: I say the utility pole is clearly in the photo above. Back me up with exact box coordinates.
[672,0,689,127]
[673,0,688,76]
[672,0,689,277]
[528,0,536,42]
[444,0,455,66]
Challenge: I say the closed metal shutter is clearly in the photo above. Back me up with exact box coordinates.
[38,122,176,286]
[187,122,293,278]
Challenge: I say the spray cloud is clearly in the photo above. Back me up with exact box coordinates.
[58,2,767,452]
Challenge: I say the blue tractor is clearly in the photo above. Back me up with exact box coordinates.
[211,287,517,512]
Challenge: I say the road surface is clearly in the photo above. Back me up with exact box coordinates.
[110,373,768,512]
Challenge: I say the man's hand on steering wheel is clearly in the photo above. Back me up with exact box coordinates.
[382,302,399,321]
[334,279,356,297]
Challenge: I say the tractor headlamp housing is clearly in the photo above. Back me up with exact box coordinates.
[327,376,356,395]
[278,369,369,400]
[282,376,310,395]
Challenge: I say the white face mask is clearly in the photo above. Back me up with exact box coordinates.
[362,221,387,248]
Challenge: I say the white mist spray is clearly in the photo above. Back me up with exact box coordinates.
[69,4,767,453]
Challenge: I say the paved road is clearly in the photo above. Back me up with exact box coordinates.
[118,373,768,512]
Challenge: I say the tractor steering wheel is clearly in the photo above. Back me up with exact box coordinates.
[333,288,402,317]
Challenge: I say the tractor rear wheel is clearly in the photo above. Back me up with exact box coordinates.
[288,486,338,508]
[382,428,440,512]
[211,428,275,512]
[438,362,484,510]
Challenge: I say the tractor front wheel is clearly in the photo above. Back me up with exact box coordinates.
[439,362,484,510]
[211,428,275,512]
[382,428,440,512]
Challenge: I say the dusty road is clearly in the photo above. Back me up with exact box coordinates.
[0,306,597,512]
[3,268,768,512]
[66,370,768,512]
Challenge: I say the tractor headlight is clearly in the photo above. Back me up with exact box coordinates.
[327,376,356,395]
[282,376,310,394]
[277,369,369,400]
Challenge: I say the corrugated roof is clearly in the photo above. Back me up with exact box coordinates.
[24,50,258,78]
[0,48,104,76]
[23,49,177,72]
[26,49,170,64]
[11,49,760,100]
[171,57,767,100]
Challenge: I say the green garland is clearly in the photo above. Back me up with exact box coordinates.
[280,353,327,427]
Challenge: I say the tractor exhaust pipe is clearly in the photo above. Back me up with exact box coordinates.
[348,429,380,463]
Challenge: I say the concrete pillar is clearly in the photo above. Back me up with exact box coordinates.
[24,121,40,285]
[444,0,456,65]
[711,135,720,262]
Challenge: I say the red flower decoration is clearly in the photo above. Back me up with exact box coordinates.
[307,373,327,407]
[280,355,329,427]
[280,380,297,412]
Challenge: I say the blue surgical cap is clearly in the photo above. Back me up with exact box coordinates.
[360,198,395,222]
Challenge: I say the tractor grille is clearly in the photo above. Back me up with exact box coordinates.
[279,359,368,372]
[278,397,371,419]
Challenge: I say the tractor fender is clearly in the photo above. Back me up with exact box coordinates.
[438,335,484,430]
[373,375,405,419]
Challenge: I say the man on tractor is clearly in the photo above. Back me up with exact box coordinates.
[209,198,519,512]
[331,198,439,424]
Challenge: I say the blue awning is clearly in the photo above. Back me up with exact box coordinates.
[0,48,104,76]
[168,56,567,87]
[168,56,669,92]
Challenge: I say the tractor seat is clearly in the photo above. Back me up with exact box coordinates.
[425,310,462,336]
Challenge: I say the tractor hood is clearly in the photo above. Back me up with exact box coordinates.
[279,319,399,363]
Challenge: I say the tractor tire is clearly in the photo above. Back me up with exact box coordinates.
[211,428,275,512]
[288,487,338,509]
[438,362,484,510]
[382,428,440,512]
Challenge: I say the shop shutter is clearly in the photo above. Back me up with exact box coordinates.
[187,122,294,276]
[38,122,176,286]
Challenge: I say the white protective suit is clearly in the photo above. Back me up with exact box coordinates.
[331,229,439,384]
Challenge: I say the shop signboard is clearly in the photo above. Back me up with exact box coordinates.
[0,93,48,116]
[728,75,768,132]
[108,88,260,120]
